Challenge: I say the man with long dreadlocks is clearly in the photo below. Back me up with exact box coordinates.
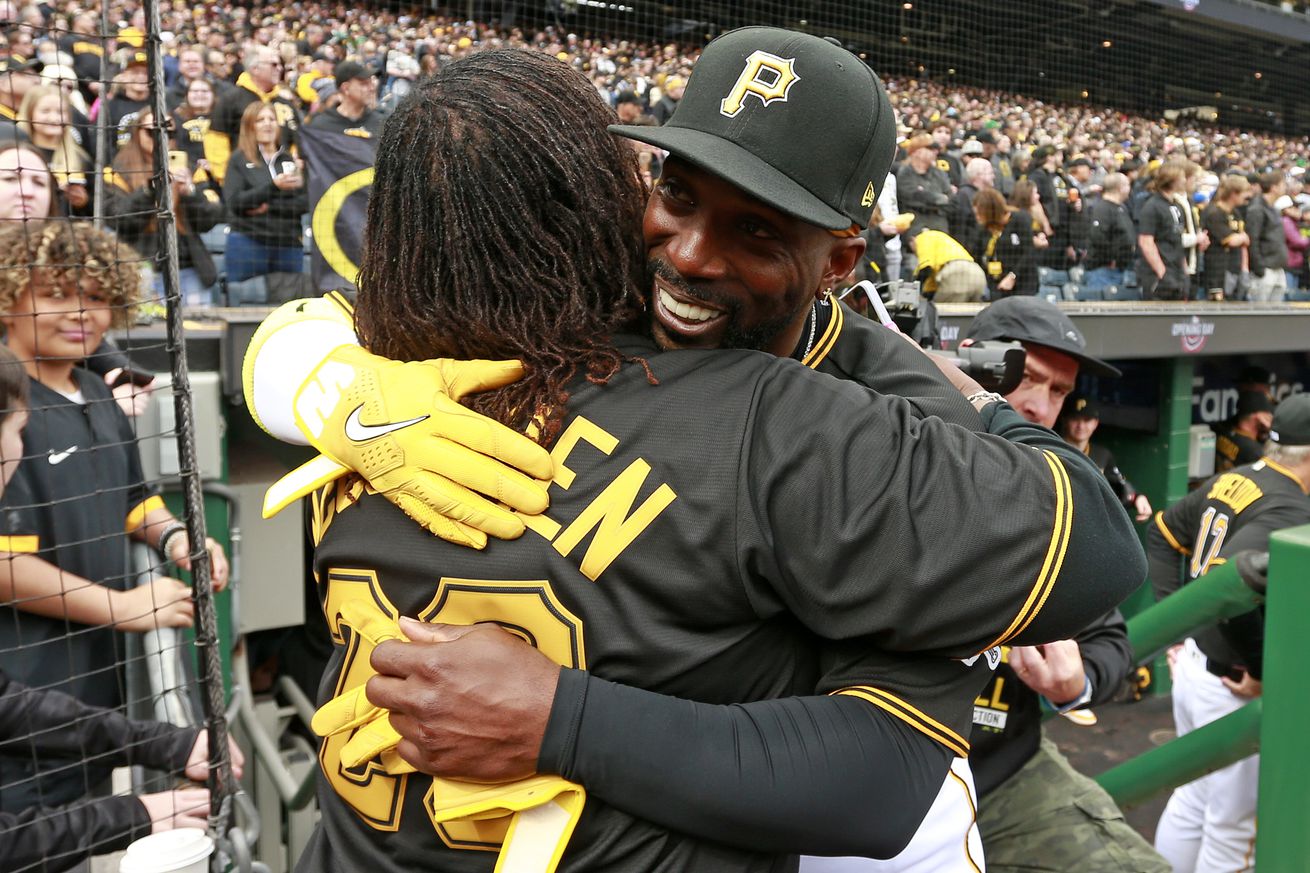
[245,38,1143,873]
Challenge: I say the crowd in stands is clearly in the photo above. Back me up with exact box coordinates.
[3,1,1310,302]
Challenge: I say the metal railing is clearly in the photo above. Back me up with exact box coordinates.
[1095,524,1310,872]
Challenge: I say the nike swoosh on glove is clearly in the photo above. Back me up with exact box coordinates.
[270,345,555,549]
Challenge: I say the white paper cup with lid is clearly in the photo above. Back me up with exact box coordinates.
[119,828,214,873]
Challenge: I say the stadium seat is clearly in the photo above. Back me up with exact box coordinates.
[1076,284,1105,302]
[202,224,229,254]
[1038,267,1069,287]
[1037,286,1063,303]
[1103,284,1143,302]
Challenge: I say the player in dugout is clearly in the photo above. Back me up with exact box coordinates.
[243,33,1145,873]
[1148,393,1310,873]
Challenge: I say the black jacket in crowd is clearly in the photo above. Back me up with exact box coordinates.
[0,670,199,873]
[972,210,1037,296]
[1028,166,1063,231]
[304,104,385,138]
[896,162,953,234]
[1200,202,1246,290]
[223,146,309,247]
[104,171,225,287]
[211,77,302,151]
[1245,195,1289,277]
[1085,197,1137,270]
[950,183,979,242]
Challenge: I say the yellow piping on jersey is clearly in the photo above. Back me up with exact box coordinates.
[802,300,844,369]
[1262,458,1308,493]
[1154,511,1190,555]
[946,766,983,873]
[0,535,39,552]
[125,495,166,533]
[834,685,970,758]
[979,449,1071,651]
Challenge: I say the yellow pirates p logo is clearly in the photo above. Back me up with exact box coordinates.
[719,50,801,119]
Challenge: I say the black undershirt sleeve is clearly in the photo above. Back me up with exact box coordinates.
[538,669,951,860]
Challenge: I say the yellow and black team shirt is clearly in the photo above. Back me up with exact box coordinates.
[308,324,1141,872]
[0,370,161,808]
[1148,457,1310,678]
[1213,426,1265,473]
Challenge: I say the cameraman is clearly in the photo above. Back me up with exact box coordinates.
[961,298,1169,873]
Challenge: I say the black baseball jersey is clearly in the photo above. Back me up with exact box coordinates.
[0,371,161,809]
[1148,458,1310,678]
[1214,426,1265,473]
[304,330,1142,872]
[967,609,1131,796]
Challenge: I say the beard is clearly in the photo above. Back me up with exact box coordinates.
[647,257,812,353]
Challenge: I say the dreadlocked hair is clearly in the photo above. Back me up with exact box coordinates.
[0,219,143,328]
[354,48,650,445]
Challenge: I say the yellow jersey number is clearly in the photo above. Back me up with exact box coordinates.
[320,568,586,852]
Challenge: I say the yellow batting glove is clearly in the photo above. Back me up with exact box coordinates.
[279,345,555,549]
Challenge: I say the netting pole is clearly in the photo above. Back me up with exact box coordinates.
[92,0,110,226]
[142,0,236,842]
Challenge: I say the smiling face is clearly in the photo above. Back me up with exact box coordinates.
[0,147,52,220]
[1,271,114,366]
[254,105,279,145]
[1063,414,1098,446]
[642,158,861,355]
[186,79,214,113]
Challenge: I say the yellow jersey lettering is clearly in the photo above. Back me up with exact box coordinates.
[1206,473,1263,515]
[719,50,801,119]
[987,677,1010,711]
[319,569,408,831]
[550,417,619,490]
[552,459,676,581]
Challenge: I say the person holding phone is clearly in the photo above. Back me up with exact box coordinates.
[104,109,224,305]
[222,101,307,286]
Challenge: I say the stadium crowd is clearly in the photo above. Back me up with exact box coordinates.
[1,1,1310,300]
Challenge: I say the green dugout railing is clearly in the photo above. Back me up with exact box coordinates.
[1095,524,1310,872]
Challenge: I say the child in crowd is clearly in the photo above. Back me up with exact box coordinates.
[0,342,243,871]
[0,219,228,812]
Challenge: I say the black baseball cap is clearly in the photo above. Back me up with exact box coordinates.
[334,60,378,86]
[1063,392,1100,420]
[610,27,896,230]
[1236,390,1275,418]
[964,297,1122,378]
[1269,394,1310,446]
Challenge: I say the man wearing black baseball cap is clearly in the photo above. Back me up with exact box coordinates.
[1149,392,1310,871]
[1214,390,1275,473]
[304,60,381,136]
[966,295,1121,429]
[963,295,1169,873]
[1061,391,1153,522]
